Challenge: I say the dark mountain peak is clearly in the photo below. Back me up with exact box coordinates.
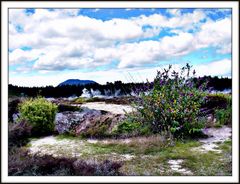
[58,79,98,87]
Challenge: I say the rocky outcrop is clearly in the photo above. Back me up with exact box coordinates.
[54,108,125,137]
[74,112,125,137]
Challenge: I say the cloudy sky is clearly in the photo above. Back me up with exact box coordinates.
[9,8,232,87]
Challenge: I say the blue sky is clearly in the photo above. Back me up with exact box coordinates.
[9,8,232,87]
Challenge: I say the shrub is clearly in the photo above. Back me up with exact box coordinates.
[215,105,232,127]
[133,64,207,138]
[201,93,232,127]
[18,97,57,135]
[8,98,21,122]
[73,159,123,176]
[112,117,151,137]
[8,148,123,176]
[8,149,75,176]
[8,120,32,148]
[203,93,231,110]
[115,120,141,134]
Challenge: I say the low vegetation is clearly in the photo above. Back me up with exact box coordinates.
[8,98,22,122]
[8,64,232,176]
[205,93,231,109]
[9,148,123,176]
[8,120,32,148]
[19,135,231,176]
[215,106,232,127]
[129,64,207,139]
[112,117,151,137]
[18,97,58,135]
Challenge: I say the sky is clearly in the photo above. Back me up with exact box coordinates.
[9,8,232,87]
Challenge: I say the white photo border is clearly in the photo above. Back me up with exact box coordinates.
[1,1,239,183]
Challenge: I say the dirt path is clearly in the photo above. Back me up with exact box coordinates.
[192,126,231,153]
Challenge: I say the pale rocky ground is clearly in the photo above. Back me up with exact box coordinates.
[28,126,232,175]
[80,102,134,114]
[168,159,193,175]
[28,136,136,161]
[192,126,231,153]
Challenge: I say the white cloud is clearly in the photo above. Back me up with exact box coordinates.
[160,32,195,56]
[134,13,167,27]
[9,13,145,49]
[35,32,195,70]
[9,8,231,73]
[9,8,208,50]
[9,24,18,35]
[217,44,231,54]
[193,59,231,77]
[111,33,195,68]
[9,59,231,87]
[9,48,41,65]
[9,9,28,28]
[8,68,147,87]
[134,10,206,30]
[195,18,231,53]
[167,9,181,16]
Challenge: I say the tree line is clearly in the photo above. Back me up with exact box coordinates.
[9,76,231,98]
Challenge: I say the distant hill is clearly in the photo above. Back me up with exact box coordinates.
[58,79,98,87]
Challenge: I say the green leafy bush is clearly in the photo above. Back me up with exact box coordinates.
[215,105,232,127]
[111,113,152,137]
[18,97,57,135]
[203,93,231,110]
[133,64,207,138]
[114,121,141,134]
